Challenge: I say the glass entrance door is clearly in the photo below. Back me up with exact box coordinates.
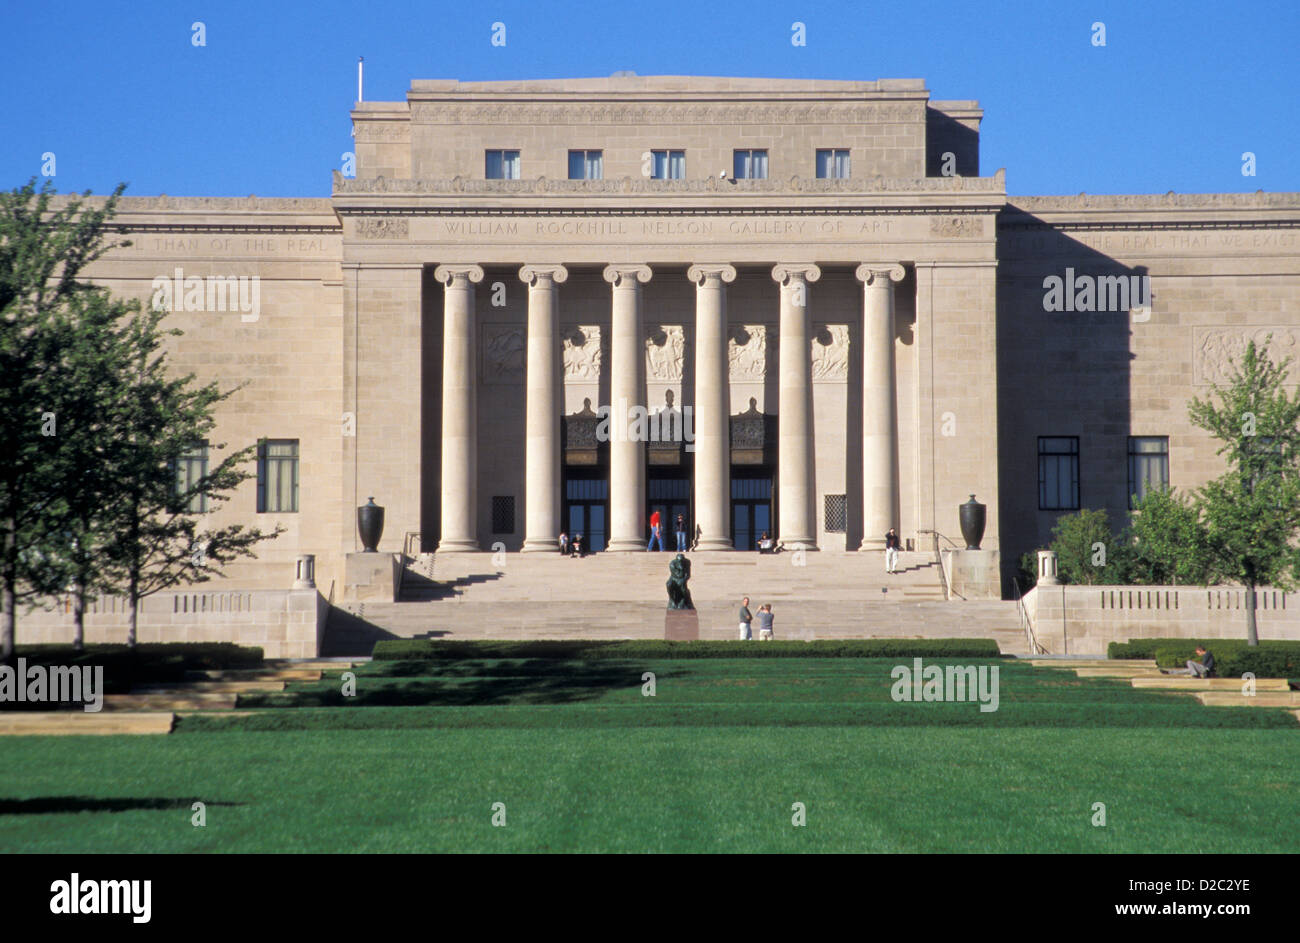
[731,477,773,550]
[647,475,690,551]
[564,478,608,552]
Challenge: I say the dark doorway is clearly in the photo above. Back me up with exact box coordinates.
[647,472,691,552]
[731,476,773,551]
[564,474,608,552]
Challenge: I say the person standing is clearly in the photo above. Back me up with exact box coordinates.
[757,603,775,640]
[738,596,753,641]
[884,527,901,574]
[674,513,687,552]
[647,508,664,552]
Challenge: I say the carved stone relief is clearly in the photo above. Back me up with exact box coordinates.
[646,325,685,381]
[482,325,525,383]
[562,325,603,382]
[1194,327,1299,386]
[728,324,772,381]
[811,324,850,381]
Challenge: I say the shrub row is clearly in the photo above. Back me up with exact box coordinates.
[371,639,1004,661]
[9,643,264,694]
[1109,638,1300,678]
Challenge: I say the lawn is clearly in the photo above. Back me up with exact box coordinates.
[1,657,1296,853]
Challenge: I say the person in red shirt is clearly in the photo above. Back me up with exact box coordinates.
[647,509,664,551]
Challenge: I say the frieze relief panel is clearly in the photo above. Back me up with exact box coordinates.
[929,216,985,238]
[1194,327,1300,386]
[482,324,525,384]
[354,218,409,239]
[728,324,772,381]
[646,325,686,381]
[811,324,850,381]
[562,325,604,383]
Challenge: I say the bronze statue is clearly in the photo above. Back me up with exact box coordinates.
[666,553,694,610]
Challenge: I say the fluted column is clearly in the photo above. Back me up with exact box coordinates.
[434,264,485,552]
[603,264,653,552]
[857,263,905,550]
[520,264,568,552]
[772,263,821,550]
[688,264,737,551]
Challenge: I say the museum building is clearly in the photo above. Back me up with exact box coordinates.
[81,75,1300,597]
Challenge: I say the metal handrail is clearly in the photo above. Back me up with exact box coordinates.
[1012,577,1048,654]
[916,529,950,600]
[397,531,423,599]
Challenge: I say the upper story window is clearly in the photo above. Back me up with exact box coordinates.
[733,149,768,180]
[650,150,685,180]
[1128,436,1169,508]
[485,150,520,179]
[815,148,851,179]
[568,150,603,180]
[257,439,299,513]
[1038,436,1079,511]
[172,441,209,513]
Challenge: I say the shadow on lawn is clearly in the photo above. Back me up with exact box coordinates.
[0,797,243,815]
[250,658,674,708]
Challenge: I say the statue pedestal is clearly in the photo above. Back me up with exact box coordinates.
[344,552,400,602]
[664,609,699,641]
[943,549,1002,600]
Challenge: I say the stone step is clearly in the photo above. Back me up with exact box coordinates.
[1072,667,1163,678]
[264,659,361,670]
[1130,677,1291,691]
[187,668,322,681]
[1196,691,1300,708]
[104,693,239,711]
[1028,659,1157,668]
[0,711,175,735]
[134,680,286,694]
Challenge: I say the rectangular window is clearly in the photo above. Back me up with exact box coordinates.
[1128,436,1169,508]
[173,442,209,513]
[568,150,603,180]
[733,149,769,180]
[815,148,851,179]
[491,496,516,534]
[650,149,685,180]
[484,150,520,179]
[1038,436,1079,511]
[824,494,847,533]
[257,439,299,513]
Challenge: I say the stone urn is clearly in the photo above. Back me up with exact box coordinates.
[357,497,385,552]
[959,494,986,550]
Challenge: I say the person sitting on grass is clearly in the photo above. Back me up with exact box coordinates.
[1169,645,1215,678]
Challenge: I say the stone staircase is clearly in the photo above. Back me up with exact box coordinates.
[324,550,1028,655]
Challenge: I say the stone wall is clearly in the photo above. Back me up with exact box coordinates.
[1023,583,1300,655]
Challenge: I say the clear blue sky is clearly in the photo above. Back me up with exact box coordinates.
[3,0,1297,197]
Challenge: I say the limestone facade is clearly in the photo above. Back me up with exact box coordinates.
[66,76,1299,598]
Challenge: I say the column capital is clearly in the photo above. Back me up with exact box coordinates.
[433,264,485,286]
[855,263,906,286]
[519,263,569,287]
[771,263,822,286]
[602,263,653,287]
[687,263,737,286]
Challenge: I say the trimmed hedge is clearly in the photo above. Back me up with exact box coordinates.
[7,643,264,695]
[1109,638,1300,679]
[371,639,1005,661]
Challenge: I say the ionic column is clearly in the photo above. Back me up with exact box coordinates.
[688,264,737,551]
[603,264,653,552]
[434,264,485,552]
[856,263,905,551]
[520,264,568,552]
[772,263,821,551]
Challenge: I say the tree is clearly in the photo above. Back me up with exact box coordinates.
[1187,338,1300,645]
[99,300,281,646]
[0,179,130,661]
[1048,508,1128,585]
[1126,486,1216,586]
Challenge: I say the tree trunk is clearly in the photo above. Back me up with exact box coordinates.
[1245,580,1259,646]
[73,578,86,652]
[128,572,139,649]
[2,519,16,665]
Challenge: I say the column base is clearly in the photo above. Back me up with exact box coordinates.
[436,539,481,553]
[606,540,647,552]
[859,538,886,551]
[695,537,735,551]
[780,538,819,552]
[521,539,559,553]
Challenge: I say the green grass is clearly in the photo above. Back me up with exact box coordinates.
[1,657,1297,853]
